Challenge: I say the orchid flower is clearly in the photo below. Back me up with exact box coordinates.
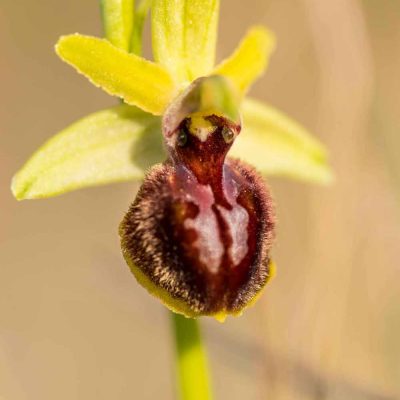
[11,2,333,398]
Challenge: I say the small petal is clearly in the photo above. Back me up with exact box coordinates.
[56,34,177,115]
[231,98,333,184]
[152,0,220,83]
[11,105,165,200]
[213,26,275,95]
[100,0,135,51]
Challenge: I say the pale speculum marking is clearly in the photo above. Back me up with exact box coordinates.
[218,165,249,267]
[217,204,249,267]
[177,163,249,274]
[176,164,224,274]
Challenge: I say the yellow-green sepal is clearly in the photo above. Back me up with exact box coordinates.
[152,0,220,83]
[231,98,334,184]
[11,105,165,200]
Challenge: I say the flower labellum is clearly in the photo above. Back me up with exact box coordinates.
[120,76,275,320]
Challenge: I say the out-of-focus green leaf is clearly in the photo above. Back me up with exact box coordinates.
[12,105,165,200]
[152,0,219,83]
[56,34,177,115]
[100,0,135,51]
[231,98,333,184]
[213,26,275,95]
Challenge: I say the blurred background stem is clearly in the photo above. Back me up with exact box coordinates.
[172,313,213,400]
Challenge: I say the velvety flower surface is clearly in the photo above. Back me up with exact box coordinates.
[120,76,276,319]
[11,0,332,320]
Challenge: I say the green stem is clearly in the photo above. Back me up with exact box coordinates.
[131,0,153,55]
[172,313,213,400]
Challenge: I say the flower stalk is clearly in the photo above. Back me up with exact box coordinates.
[172,314,212,400]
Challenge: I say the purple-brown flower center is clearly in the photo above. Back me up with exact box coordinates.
[120,76,275,316]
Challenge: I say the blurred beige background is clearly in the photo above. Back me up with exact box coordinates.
[1,0,400,399]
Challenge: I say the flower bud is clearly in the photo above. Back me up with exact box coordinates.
[120,76,275,320]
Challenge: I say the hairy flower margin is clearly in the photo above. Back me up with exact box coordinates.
[11,0,333,319]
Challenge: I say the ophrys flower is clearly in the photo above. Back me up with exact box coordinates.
[11,0,332,320]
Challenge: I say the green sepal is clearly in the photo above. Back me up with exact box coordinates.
[12,105,165,200]
[232,98,334,184]
[152,0,220,83]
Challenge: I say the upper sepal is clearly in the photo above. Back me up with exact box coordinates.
[152,0,220,83]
